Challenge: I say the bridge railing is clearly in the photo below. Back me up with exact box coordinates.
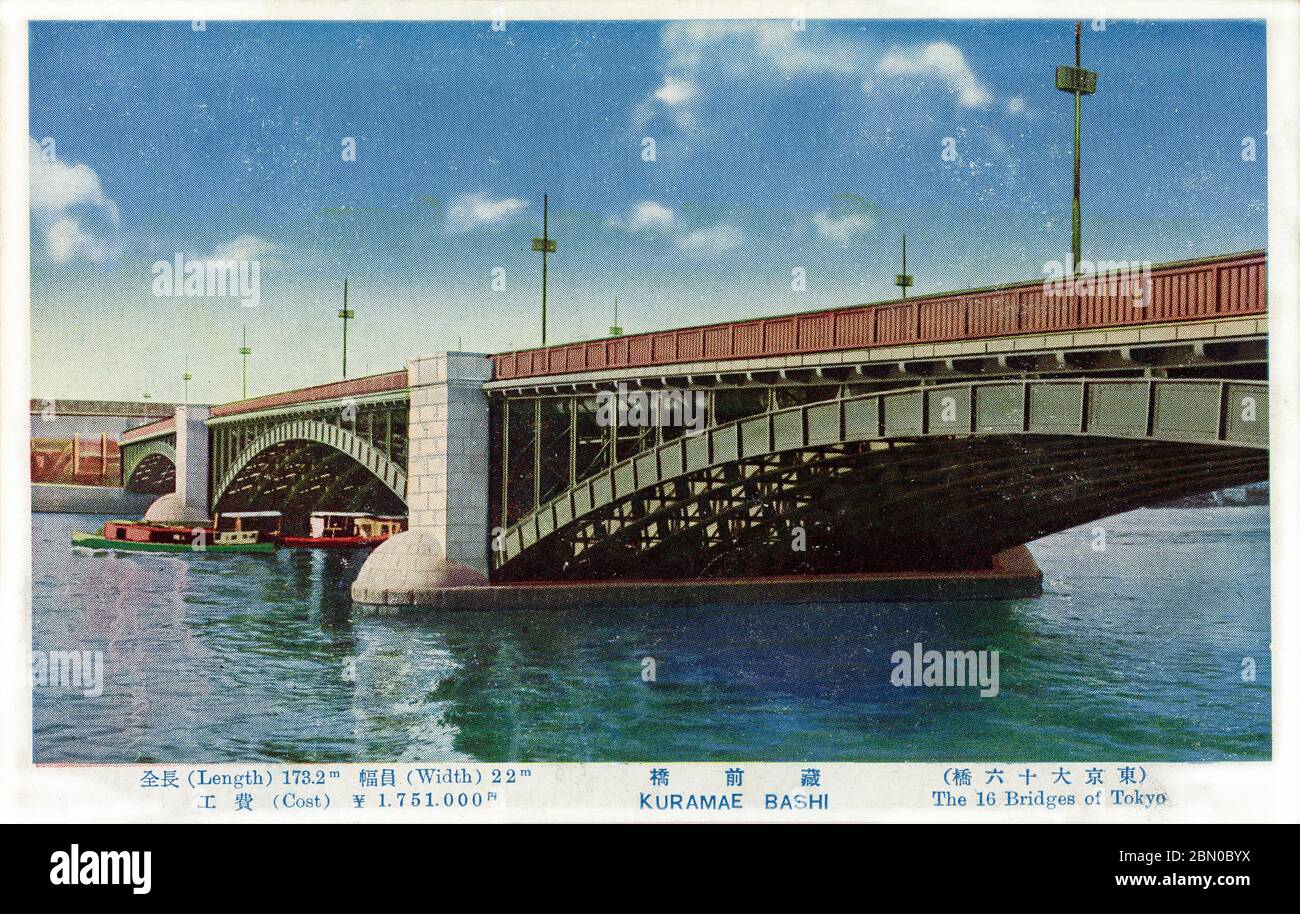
[491,250,1265,381]
[121,416,176,444]
[209,369,409,419]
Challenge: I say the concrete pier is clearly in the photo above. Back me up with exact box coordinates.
[352,352,493,604]
[142,405,211,524]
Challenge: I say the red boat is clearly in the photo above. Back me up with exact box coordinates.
[72,519,274,554]
[281,511,406,549]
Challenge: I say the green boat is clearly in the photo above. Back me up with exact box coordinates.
[71,520,275,554]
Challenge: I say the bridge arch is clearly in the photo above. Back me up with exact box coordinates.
[493,378,1268,581]
[213,418,407,510]
[123,440,177,493]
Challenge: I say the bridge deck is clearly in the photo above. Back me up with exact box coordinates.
[491,250,1265,381]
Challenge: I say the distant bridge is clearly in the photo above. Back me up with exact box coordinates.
[112,249,1267,586]
[30,399,178,491]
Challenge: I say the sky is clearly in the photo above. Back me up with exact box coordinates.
[29,18,1266,404]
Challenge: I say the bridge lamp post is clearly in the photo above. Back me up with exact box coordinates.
[609,297,623,336]
[182,355,191,405]
[532,193,556,346]
[339,278,355,379]
[895,234,914,299]
[239,324,251,400]
[1056,20,1098,276]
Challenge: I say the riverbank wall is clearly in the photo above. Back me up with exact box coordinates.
[32,484,156,516]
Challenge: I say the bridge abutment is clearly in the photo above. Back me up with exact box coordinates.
[353,352,493,605]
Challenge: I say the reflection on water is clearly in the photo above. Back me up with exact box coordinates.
[33,507,1269,763]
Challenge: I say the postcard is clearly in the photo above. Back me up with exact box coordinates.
[3,0,1297,841]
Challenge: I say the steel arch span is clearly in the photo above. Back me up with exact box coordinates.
[213,418,408,510]
[493,378,1268,582]
[123,441,177,493]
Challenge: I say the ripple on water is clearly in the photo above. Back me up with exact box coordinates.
[32,507,1270,763]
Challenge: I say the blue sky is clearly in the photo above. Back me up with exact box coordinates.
[30,18,1266,403]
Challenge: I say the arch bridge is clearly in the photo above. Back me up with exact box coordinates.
[120,417,177,494]
[485,250,1268,583]
[490,377,1267,581]
[115,249,1268,594]
[204,371,410,529]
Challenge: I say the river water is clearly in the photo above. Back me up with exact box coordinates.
[32,506,1270,763]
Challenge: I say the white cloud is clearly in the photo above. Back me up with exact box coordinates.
[875,42,992,109]
[445,192,528,233]
[29,138,120,224]
[29,137,120,263]
[613,200,676,232]
[660,21,863,79]
[1006,95,1026,115]
[654,76,697,106]
[638,22,867,132]
[44,218,110,263]
[203,234,279,267]
[676,222,744,254]
[638,25,1003,136]
[813,211,871,242]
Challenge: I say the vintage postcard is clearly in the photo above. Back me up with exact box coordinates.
[2,0,1298,846]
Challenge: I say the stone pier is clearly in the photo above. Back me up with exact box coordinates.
[143,404,211,524]
[352,352,493,605]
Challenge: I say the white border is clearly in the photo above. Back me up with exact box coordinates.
[2,0,1296,824]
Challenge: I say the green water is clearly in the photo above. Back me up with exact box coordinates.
[33,506,1269,762]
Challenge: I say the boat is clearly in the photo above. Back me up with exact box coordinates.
[214,510,283,544]
[71,519,275,554]
[281,511,406,548]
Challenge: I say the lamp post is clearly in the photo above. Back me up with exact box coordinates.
[339,278,354,379]
[895,234,914,299]
[609,297,623,336]
[532,193,557,346]
[182,355,191,404]
[239,324,251,400]
[1056,21,1098,275]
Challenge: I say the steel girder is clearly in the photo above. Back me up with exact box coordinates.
[122,441,177,492]
[214,438,407,525]
[493,377,1268,581]
[213,417,407,507]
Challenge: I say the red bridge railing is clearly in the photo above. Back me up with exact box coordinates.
[491,250,1265,381]
[210,370,409,419]
[121,416,175,443]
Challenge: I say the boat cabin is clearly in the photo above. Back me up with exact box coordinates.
[353,515,407,538]
[307,512,405,539]
[102,520,197,545]
[82,519,271,552]
[214,510,283,539]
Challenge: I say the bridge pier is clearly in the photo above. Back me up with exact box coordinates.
[353,352,493,605]
[142,405,211,524]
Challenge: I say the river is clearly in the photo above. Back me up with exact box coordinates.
[32,506,1270,763]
